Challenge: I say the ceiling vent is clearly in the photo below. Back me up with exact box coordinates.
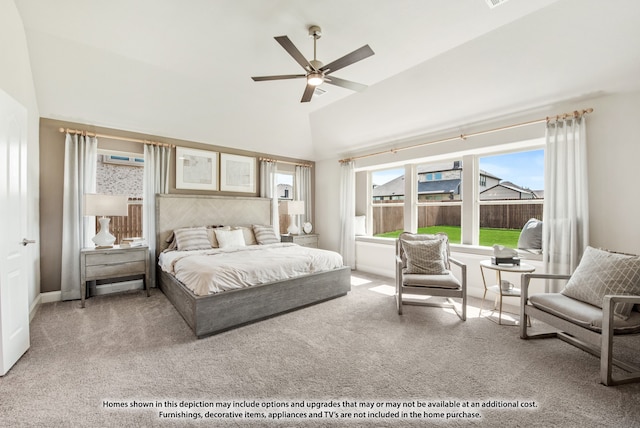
[485,0,510,8]
[313,87,327,97]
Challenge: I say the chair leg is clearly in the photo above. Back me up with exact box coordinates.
[396,287,403,315]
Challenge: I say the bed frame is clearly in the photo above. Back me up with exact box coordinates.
[155,194,351,338]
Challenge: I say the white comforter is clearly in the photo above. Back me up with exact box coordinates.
[158,243,344,296]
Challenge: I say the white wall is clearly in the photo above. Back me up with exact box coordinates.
[316,90,640,285]
[0,0,41,313]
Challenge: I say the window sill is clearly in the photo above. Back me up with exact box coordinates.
[355,236,543,262]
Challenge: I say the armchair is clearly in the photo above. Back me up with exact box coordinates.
[395,232,466,320]
[520,246,640,385]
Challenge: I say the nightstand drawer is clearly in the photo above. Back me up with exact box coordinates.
[293,234,318,248]
[85,261,146,279]
[85,249,146,266]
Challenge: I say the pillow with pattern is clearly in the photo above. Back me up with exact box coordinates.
[252,224,279,245]
[401,238,449,275]
[561,246,640,320]
[174,227,212,251]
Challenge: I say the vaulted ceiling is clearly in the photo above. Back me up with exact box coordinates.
[15,0,640,161]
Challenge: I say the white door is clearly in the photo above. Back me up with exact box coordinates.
[0,89,30,376]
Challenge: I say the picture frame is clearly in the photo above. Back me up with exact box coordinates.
[176,147,218,191]
[220,153,256,193]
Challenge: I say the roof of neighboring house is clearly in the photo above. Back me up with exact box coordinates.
[372,176,404,197]
[418,179,461,195]
[372,176,463,198]
[480,181,538,199]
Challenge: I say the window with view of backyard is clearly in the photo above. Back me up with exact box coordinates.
[369,149,544,249]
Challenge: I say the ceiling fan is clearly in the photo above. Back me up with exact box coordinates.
[251,25,374,103]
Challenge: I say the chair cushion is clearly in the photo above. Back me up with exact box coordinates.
[529,293,640,334]
[560,246,640,320]
[402,271,461,289]
[401,239,449,274]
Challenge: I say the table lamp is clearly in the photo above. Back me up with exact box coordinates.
[280,200,305,235]
[84,194,129,247]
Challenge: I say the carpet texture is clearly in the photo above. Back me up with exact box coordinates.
[1,271,639,427]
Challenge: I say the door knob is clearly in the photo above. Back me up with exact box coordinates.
[21,238,36,246]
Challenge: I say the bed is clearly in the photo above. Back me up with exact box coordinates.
[155,194,351,338]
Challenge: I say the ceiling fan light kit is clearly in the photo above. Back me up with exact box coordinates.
[251,25,374,103]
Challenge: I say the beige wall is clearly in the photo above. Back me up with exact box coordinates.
[39,118,314,293]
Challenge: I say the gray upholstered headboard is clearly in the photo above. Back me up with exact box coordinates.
[155,194,272,255]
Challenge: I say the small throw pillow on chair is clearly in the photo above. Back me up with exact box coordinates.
[561,246,640,320]
[401,239,449,275]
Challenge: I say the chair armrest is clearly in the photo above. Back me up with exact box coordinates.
[520,273,572,307]
[449,257,467,292]
[449,257,465,268]
[602,294,640,337]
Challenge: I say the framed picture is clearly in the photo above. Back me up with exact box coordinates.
[220,153,256,193]
[176,147,218,191]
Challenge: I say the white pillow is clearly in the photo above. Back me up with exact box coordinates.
[354,215,367,236]
[214,228,246,248]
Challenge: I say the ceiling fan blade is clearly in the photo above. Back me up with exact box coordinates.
[274,35,315,71]
[320,45,374,75]
[325,76,367,92]
[252,74,306,81]
[301,84,315,103]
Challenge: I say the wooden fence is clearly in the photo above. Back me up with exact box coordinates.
[96,200,143,244]
[372,203,542,235]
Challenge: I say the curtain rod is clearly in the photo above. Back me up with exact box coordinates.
[260,157,313,168]
[338,108,594,163]
[58,127,174,148]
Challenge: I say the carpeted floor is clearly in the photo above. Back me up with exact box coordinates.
[1,271,639,427]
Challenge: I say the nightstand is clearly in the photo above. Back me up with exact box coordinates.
[80,245,150,308]
[292,234,319,248]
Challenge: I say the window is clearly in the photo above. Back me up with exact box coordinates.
[478,149,544,248]
[276,172,294,200]
[371,168,404,237]
[95,151,144,244]
[415,160,462,242]
[362,143,544,249]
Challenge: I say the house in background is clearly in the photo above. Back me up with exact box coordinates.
[372,161,502,201]
[480,181,540,200]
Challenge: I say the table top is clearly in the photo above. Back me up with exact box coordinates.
[480,259,535,273]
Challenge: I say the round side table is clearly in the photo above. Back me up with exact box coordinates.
[479,259,535,325]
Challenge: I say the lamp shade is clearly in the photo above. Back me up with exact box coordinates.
[84,194,128,217]
[280,200,305,215]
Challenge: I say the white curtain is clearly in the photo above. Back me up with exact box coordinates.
[543,115,589,288]
[295,165,312,231]
[260,160,279,237]
[339,160,356,268]
[60,133,97,300]
[143,144,171,287]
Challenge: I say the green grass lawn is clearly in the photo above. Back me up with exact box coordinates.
[375,225,521,248]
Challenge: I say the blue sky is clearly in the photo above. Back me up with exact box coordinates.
[372,149,545,190]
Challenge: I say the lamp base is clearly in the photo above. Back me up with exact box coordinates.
[287,224,300,235]
[92,217,116,247]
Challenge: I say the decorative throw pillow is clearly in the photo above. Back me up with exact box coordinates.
[561,246,640,320]
[214,228,246,248]
[174,227,212,251]
[401,239,449,275]
[399,232,450,269]
[354,216,367,236]
[206,225,230,248]
[234,226,258,246]
[517,218,543,250]
[252,224,279,245]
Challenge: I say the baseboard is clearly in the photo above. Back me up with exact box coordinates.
[30,290,62,322]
